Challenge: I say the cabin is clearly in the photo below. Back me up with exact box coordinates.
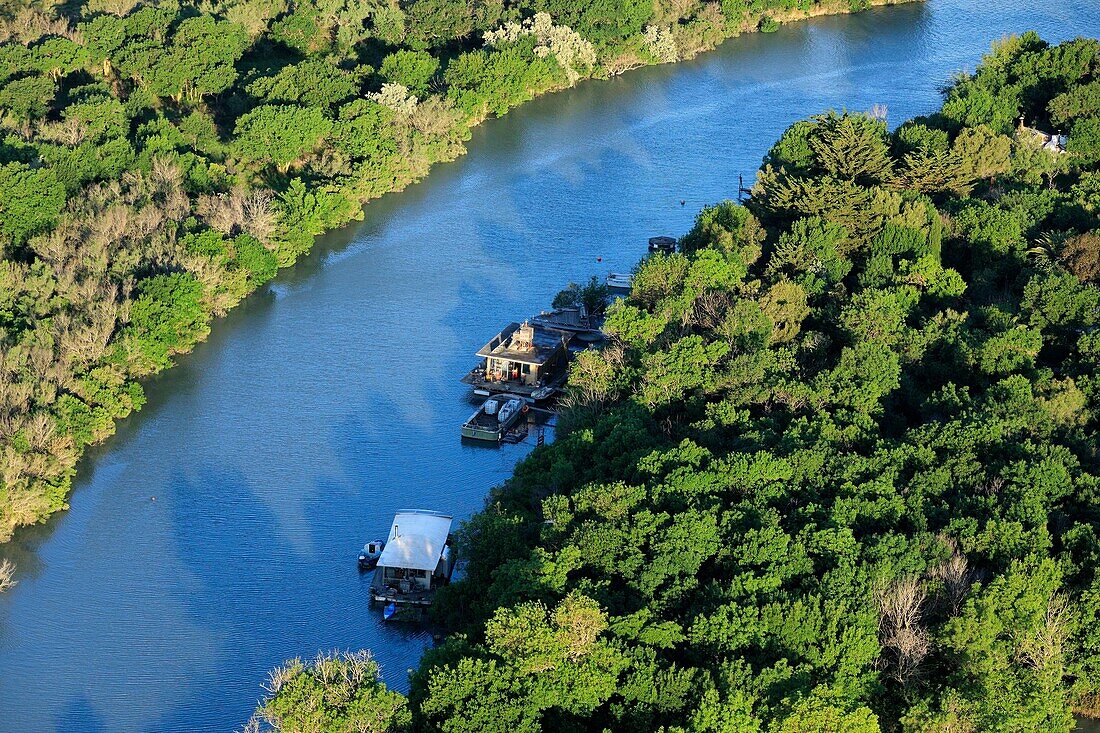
[371,510,454,605]
[464,320,571,395]
[1017,117,1067,154]
[532,305,604,338]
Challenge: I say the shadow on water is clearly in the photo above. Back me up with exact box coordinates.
[3,2,1100,731]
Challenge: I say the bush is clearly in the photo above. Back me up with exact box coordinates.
[123,273,209,373]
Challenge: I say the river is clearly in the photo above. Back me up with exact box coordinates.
[2,2,1099,731]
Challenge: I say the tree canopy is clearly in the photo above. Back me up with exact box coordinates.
[0,0,882,541]
[256,34,1100,733]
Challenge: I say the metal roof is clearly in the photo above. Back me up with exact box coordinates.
[376,510,452,572]
[476,322,569,366]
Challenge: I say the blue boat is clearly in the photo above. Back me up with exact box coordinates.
[358,539,385,571]
[383,602,396,621]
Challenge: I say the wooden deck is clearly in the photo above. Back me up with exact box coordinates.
[461,368,565,399]
[370,571,438,607]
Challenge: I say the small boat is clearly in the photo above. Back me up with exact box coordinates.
[383,602,396,621]
[606,273,632,290]
[358,539,385,571]
[530,385,556,402]
[461,394,527,441]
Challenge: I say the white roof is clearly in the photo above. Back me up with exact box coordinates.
[377,510,452,572]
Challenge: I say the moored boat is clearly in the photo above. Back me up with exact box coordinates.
[648,235,677,254]
[370,510,456,610]
[357,539,385,571]
[606,272,633,291]
[461,394,527,441]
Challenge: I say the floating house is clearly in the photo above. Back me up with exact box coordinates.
[462,320,571,398]
[648,235,677,254]
[370,510,455,607]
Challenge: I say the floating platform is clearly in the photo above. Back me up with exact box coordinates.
[462,369,565,400]
[371,575,439,607]
[461,394,526,442]
[369,511,456,609]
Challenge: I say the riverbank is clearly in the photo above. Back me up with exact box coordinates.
[0,0,921,544]
[252,30,1100,731]
[4,5,1098,729]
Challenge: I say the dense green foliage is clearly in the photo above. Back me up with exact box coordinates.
[257,35,1100,732]
[248,651,411,733]
[0,0,907,542]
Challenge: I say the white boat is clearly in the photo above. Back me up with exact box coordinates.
[530,385,557,402]
[606,273,633,290]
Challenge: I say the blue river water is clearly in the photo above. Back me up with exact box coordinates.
[2,2,1099,731]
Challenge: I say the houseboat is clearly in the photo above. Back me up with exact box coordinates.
[531,306,603,340]
[370,510,455,608]
[461,320,571,398]
[648,235,677,254]
[461,393,527,442]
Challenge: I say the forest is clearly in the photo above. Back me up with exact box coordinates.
[0,0,914,543]
[252,34,1100,733]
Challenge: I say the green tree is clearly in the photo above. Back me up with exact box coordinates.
[0,162,66,248]
[1068,116,1100,164]
[0,74,55,121]
[247,59,359,111]
[123,273,209,373]
[233,105,333,170]
[157,16,250,101]
[952,124,1012,184]
[252,651,410,733]
[380,49,440,96]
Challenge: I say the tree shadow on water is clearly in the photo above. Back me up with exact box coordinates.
[56,694,107,733]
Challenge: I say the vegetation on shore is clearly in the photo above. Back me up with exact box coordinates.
[0,0,918,543]
[258,33,1100,732]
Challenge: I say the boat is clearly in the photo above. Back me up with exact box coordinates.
[606,273,632,291]
[358,539,385,571]
[531,307,602,337]
[370,510,456,609]
[530,385,557,402]
[461,393,527,442]
[648,235,677,254]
